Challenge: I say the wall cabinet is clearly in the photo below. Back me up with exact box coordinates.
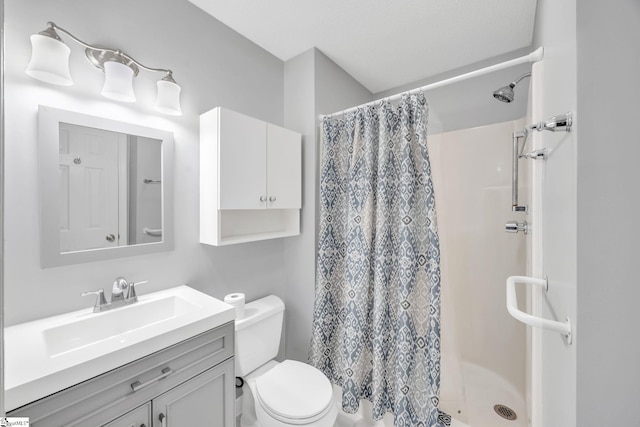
[8,323,235,427]
[200,107,301,245]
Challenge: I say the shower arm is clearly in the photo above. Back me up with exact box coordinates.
[511,73,531,87]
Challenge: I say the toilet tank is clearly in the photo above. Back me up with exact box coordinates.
[234,295,285,376]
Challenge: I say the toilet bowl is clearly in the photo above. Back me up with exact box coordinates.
[241,360,337,427]
[235,296,337,427]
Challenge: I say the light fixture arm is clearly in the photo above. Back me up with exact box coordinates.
[27,21,182,115]
[46,21,175,80]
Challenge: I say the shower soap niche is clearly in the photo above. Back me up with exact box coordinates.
[200,107,301,245]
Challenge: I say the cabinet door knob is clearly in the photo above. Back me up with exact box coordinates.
[260,196,267,202]
[269,196,276,202]
[105,233,116,242]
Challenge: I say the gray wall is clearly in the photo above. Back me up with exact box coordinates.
[283,48,372,361]
[3,0,286,326]
[576,1,640,425]
[533,0,640,425]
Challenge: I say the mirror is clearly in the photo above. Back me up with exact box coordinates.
[38,105,174,267]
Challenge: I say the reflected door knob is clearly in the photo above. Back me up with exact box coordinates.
[106,233,116,242]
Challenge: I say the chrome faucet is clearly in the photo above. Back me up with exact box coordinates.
[82,277,147,312]
[111,276,129,303]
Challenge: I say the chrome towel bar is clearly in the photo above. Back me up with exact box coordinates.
[143,227,162,237]
[506,275,572,344]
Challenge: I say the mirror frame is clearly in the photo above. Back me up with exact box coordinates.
[38,105,174,267]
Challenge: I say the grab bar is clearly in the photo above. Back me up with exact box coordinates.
[506,275,572,344]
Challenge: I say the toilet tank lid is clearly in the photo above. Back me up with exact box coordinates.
[234,295,285,331]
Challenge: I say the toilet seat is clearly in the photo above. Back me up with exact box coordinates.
[254,360,333,425]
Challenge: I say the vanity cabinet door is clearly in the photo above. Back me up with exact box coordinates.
[102,403,151,427]
[152,358,235,427]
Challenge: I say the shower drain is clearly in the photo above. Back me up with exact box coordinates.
[493,404,518,421]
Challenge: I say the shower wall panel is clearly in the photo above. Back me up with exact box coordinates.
[428,119,528,399]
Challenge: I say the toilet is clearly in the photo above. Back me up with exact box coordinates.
[235,295,337,427]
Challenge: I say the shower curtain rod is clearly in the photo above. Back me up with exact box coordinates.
[319,46,544,120]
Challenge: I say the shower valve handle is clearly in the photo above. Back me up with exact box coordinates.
[505,220,528,234]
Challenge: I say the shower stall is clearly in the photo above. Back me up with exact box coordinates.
[327,51,545,427]
[429,120,529,427]
[332,118,532,427]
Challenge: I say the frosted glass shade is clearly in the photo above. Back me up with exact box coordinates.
[25,34,73,86]
[101,61,136,102]
[155,79,182,116]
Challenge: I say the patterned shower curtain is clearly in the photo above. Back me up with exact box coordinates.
[310,93,442,426]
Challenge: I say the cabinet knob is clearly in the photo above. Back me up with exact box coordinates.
[269,196,276,202]
[260,196,267,202]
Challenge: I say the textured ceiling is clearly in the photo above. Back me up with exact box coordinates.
[188,0,538,94]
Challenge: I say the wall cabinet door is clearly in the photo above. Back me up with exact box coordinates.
[214,108,300,211]
[266,124,301,209]
[152,358,235,427]
[218,108,267,210]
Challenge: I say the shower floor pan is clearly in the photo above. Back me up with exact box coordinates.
[334,362,526,427]
[442,362,527,427]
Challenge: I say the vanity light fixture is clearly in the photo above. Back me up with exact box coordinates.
[26,22,182,116]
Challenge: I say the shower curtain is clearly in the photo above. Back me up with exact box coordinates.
[310,93,442,426]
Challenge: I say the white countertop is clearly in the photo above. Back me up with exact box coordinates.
[4,285,235,411]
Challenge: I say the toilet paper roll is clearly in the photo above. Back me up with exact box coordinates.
[224,292,246,319]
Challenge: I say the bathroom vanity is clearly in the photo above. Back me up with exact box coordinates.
[5,286,236,426]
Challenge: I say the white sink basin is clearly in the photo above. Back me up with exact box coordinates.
[43,294,200,357]
[5,285,235,411]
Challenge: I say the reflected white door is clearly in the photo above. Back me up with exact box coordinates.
[59,123,124,252]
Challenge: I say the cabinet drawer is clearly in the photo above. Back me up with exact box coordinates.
[9,322,234,427]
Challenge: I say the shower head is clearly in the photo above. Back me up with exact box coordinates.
[493,84,515,103]
[493,72,531,103]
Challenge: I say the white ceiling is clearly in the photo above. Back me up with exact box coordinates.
[188,0,538,94]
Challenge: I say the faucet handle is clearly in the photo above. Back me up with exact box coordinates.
[127,280,148,301]
[81,289,107,309]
